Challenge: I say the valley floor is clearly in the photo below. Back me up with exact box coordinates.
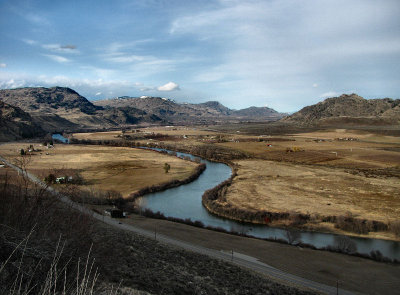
[70,126,400,241]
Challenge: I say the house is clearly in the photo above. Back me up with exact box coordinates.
[56,176,66,184]
[111,209,124,218]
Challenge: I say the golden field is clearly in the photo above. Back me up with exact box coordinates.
[224,159,399,238]
[0,143,198,198]
[66,127,400,239]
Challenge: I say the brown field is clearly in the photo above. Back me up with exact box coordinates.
[0,143,198,198]
[224,159,400,239]
[71,126,221,141]
[67,127,400,239]
[217,130,400,168]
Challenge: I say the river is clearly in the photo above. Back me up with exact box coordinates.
[52,136,399,260]
[138,149,400,260]
[52,133,69,143]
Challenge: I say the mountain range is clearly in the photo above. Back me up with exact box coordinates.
[0,87,284,140]
[94,96,284,123]
[0,87,399,141]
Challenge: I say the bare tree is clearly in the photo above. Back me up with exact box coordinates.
[334,236,357,253]
[285,228,301,245]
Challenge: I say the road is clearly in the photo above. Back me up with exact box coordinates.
[0,155,357,295]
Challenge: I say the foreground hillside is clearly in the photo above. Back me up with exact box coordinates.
[282,93,400,126]
[0,164,314,295]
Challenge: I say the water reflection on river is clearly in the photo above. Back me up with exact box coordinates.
[141,148,400,260]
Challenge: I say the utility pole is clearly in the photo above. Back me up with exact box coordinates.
[154,227,157,240]
[231,249,233,261]
[336,280,339,295]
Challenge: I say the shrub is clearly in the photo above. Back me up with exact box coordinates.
[334,236,357,253]
[390,221,400,237]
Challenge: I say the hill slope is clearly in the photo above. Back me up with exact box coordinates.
[0,86,100,115]
[282,94,400,126]
[232,106,284,120]
[95,96,285,123]
[0,101,46,141]
[0,87,164,132]
[0,86,285,139]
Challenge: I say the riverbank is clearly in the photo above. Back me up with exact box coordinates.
[105,211,400,295]
[65,137,400,258]
[202,168,399,243]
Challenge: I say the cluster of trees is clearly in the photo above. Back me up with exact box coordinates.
[20,144,38,155]
[321,214,389,234]
[163,163,171,173]
[44,172,84,185]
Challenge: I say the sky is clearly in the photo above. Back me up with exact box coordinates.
[0,0,399,112]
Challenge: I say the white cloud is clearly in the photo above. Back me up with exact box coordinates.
[0,71,135,97]
[42,44,79,54]
[25,13,50,26]
[22,39,37,45]
[106,54,146,63]
[95,92,102,96]
[140,86,156,91]
[169,0,400,110]
[319,91,340,99]
[0,78,26,89]
[157,82,180,91]
[43,54,70,63]
[0,63,6,68]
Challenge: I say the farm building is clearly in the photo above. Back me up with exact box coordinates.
[111,209,124,218]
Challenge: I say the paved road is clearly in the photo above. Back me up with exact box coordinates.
[1,155,357,295]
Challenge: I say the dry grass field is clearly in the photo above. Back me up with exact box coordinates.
[69,127,400,239]
[212,129,400,240]
[224,159,400,239]
[0,143,198,198]
[217,130,400,168]
[72,126,220,141]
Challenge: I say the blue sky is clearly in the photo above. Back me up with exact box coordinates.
[0,0,399,112]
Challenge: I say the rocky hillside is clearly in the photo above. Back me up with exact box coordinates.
[232,106,284,119]
[282,94,400,126]
[0,87,166,134]
[95,96,285,122]
[197,101,232,116]
[0,86,100,115]
[0,101,46,141]
[0,86,285,140]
